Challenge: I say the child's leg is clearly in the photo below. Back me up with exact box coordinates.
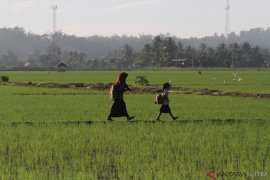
[169,112,174,119]
[156,112,162,120]
[169,112,178,120]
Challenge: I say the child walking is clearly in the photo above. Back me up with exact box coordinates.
[156,82,178,121]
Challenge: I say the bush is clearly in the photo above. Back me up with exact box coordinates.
[224,60,231,67]
[134,76,149,86]
[1,76,9,82]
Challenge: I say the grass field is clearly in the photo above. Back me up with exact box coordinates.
[0,70,269,179]
[2,70,270,93]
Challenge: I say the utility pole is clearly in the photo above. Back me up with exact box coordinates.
[231,48,234,68]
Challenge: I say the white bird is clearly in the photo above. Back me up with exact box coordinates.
[232,72,242,81]
[233,72,238,78]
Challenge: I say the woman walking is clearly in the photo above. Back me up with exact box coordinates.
[156,82,178,121]
[107,72,135,121]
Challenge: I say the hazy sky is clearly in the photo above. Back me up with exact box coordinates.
[0,0,269,38]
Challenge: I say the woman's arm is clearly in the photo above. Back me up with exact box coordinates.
[124,83,131,91]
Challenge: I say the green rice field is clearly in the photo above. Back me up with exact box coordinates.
[0,70,269,179]
[2,70,270,93]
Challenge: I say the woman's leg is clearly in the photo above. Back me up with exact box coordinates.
[107,101,119,121]
[127,115,135,121]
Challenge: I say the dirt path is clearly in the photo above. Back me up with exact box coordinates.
[7,81,270,99]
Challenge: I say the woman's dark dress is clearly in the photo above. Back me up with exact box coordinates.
[109,83,130,117]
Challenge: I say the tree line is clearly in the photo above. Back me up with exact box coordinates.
[0,27,269,69]
[102,36,269,68]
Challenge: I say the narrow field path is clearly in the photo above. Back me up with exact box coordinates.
[1,119,268,126]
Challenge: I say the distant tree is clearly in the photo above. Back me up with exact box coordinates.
[152,36,163,66]
[0,50,19,68]
[133,44,153,67]
[224,59,231,67]
[35,43,62,68]
[198,43,208,67]
[226,43,238,67]
[122,44,133,67]
[47,43,61,57]
[26,50,41,67]
[163,37,177,66]
[115,44,134,68]
[216,43,229,67]
[177,41,184,59]
[206,47,217,67]
[90,59,100,70]
[248,45,265,67]
[184,46,197,67]
[63,51,86,68]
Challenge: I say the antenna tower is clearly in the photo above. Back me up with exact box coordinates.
[225,0,230,40]
[52,5,57,44]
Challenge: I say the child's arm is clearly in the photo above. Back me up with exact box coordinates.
[163,89,169,101]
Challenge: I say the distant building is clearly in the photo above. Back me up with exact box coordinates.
[171,58,187,67]
[56,62,68,71]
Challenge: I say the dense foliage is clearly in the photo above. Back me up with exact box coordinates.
[0,27,270,68]
[109,38,269,68]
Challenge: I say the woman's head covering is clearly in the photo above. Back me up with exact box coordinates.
[116,72,128,84]
[120,72,128,79]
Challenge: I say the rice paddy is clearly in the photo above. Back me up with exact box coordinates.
[0,70,269,179]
